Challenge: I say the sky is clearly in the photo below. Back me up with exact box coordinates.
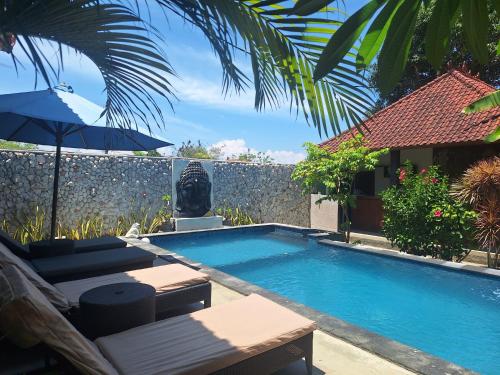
[0,1,368,164]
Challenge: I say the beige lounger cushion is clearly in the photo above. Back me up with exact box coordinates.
[0,242,69,311]
[96,293,316,375]
[0,264,118,375]
[54,263,210,307]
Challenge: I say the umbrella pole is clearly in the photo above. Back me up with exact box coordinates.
[50,132,62,241]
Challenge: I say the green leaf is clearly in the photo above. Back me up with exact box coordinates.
[462,90,500,113]
[376,0,420,95]
[460,0,489,64]
[484,127,499,142]
[313,0,387,81]
[292,0,333,16]
[356,0,404,70]
[425,0,460,69]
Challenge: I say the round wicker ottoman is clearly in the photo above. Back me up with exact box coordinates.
[79,282,155,339]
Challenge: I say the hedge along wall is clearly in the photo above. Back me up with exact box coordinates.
[0,150,310,231]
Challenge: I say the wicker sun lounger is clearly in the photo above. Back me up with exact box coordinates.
[29,247,156,283]
[0,238,210,320]
[0,229,127,259]
[54,263,212,314]
[0,239,155,284]
[0,264,315,375]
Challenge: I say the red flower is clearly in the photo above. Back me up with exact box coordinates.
[420,168,427,174]
[399,169,406,182]
[431,177,438,184]
[434,210,442,217]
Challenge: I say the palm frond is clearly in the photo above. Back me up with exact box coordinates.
[1,0,175,132]
[157,0,374,137]
[2,0,374,136]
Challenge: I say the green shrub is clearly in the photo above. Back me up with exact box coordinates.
[381,162,476,261]
[1,206,171,244]
[215,206,257,226]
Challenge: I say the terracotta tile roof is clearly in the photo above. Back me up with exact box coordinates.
[319,69,499,151]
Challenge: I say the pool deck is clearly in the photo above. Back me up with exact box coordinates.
[129,223,494,375]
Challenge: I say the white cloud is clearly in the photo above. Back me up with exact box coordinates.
[211,139,251,157]
[264,150,305,164]
[211,138,304,165]
[172,76,255,110]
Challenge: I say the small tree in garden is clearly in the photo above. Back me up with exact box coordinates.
[453,157,500,268]
[381,163,476,261]
[292,135,388,243]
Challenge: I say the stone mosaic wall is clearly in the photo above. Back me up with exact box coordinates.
[0,150,309,230]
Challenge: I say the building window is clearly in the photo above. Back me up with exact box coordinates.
[353,171,375,196]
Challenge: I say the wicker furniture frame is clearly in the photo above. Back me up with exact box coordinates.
[212,332,314,375]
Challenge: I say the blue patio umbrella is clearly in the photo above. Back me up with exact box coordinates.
[0,86,172,239]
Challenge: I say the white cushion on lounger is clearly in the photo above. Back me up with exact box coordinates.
[95,293,316,375]
[54,263,210,307]
[0,264,118,375]
[0,242,69,311]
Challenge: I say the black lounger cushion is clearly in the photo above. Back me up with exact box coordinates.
[73,236,127,253]
[31,247,156,283]
[0,229,31,259]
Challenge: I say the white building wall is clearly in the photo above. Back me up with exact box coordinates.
[373,148,434,195]
[310,194,338,232]
[400,148,434,169]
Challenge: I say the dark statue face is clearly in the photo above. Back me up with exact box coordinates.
[175,161,212,218]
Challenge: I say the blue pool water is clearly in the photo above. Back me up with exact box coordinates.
[152,229,500,374]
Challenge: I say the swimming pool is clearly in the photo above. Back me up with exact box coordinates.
[151,227,500,374]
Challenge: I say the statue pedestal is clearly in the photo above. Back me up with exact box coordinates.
[172,216,224,232]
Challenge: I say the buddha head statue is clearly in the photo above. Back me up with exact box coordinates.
[175,161,212,218]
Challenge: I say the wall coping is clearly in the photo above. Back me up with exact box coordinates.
[0,149,298,166]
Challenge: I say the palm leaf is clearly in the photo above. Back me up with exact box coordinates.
[463,90,500,113]
[484,127,500,143]
[1,0,175,131]
[2,0,374,136]
[158,0,374,136]
[301,0,498,97]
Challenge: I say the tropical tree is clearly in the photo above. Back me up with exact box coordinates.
[133,150,162,157]
[367,3,499,110]
[289,0,500,138]
[0,0,374,136]
[176,140,220,160]
[0,141,36,150]
[294,0,498,93]
[292,135,388,242]
[235,150,274,164]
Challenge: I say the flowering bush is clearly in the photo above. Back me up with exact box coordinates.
[381,162,476,261]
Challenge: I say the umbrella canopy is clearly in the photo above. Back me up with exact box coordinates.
[0,88,171,150]
[0,87,173,239]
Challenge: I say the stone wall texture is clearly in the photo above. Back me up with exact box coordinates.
[0,150,310,231]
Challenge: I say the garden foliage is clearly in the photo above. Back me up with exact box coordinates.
[0,206,171,244]
[215,206,257,226]
[453,157,500,268]
[293,135,388,242]
[381,162,476,261]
